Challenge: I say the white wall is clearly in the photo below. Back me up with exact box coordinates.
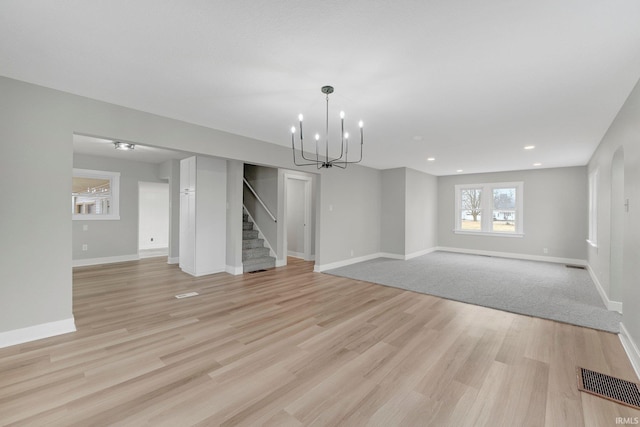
[438,166,588,262]
[138,182,169,250]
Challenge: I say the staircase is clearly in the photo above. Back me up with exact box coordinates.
[242,213,276,273]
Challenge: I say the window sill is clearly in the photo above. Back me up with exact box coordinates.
[73,215,121,221]
[454,230,524,238]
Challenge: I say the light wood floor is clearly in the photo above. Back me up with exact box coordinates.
[1,257,639,426]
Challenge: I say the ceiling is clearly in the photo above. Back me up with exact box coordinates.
[73,134,190,164]
[2,1,640,176]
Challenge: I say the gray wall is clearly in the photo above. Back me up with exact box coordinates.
[0,75,383,334]
[0,78,74,332]
[381,167,438,257]
[438,166,588,261]
[405,168,438,255]
[72,154,164,260]
[226,160,244,272]
[159,159,181,262]
[588,76,640,347]
[381,168,406,255]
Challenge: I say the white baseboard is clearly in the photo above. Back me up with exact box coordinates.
[73,254,139,267]
[276,258,287,267]
[314,253,382,272]
[226,265,243,275]
[288,251,305,258]
[586,264,623,313]
[435,246,587,266]
[619,322,640,380]
[181,266,226,277]
[0,317,76,349]
[167,257,179,265]
[379,247,438,261]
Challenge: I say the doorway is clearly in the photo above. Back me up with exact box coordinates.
[284,173,313,261]
[138,181,170,258]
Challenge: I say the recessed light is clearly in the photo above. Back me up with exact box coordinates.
[114,141,135,151]
[524,145,535,150]
[533,162,542,166]
[427,157,435,161]
[456,169,463,173]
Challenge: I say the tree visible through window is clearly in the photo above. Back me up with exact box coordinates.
[455,182,523,236]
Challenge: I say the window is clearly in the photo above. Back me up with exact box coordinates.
[455,181,523,236]
[587,169,598,247]
[72,169,120,220]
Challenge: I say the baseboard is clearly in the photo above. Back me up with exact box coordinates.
[586,264,623,313]
[288,251,305,258]
[182,266,226,277]
[226,265,243,275]
[435,247,587,266]
[314,253,382,272]
[379,247,438,261]
[0,317,76,349]
[276,258,287,267]
[73,254,139,267]
[619,322,640,380]
[167,257,179,265]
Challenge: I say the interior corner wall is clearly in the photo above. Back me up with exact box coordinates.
[404,168,438,255]
[72,153,164,261]
[587,76,640,347]
[437,166,588,261]
[381,168,406,255]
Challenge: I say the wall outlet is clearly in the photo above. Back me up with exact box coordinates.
[82,224,88,231]
[543,248,548,254]
[82,244,88,251]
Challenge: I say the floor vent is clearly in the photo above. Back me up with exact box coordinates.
[249,269,267,274]
[577,367,640,409]
[175,292,199,299]
[566,264,586,270]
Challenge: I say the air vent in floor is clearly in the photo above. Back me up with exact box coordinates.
[577,367,640,409]
[175,292,199,299]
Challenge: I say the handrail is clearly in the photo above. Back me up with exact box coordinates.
[243,177,277,223]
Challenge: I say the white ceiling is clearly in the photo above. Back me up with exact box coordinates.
[2,1,640,175]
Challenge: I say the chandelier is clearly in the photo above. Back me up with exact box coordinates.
[291,85,363,169]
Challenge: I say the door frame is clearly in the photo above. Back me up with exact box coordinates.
[283,172,313,261]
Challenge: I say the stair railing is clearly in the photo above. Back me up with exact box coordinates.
[243,177,277,223]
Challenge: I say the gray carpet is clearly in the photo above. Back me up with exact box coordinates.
[325,251,621,333]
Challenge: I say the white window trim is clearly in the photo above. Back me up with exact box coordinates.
[454,181,524,237]
[72,168,120,220]
[587,169,598,248]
